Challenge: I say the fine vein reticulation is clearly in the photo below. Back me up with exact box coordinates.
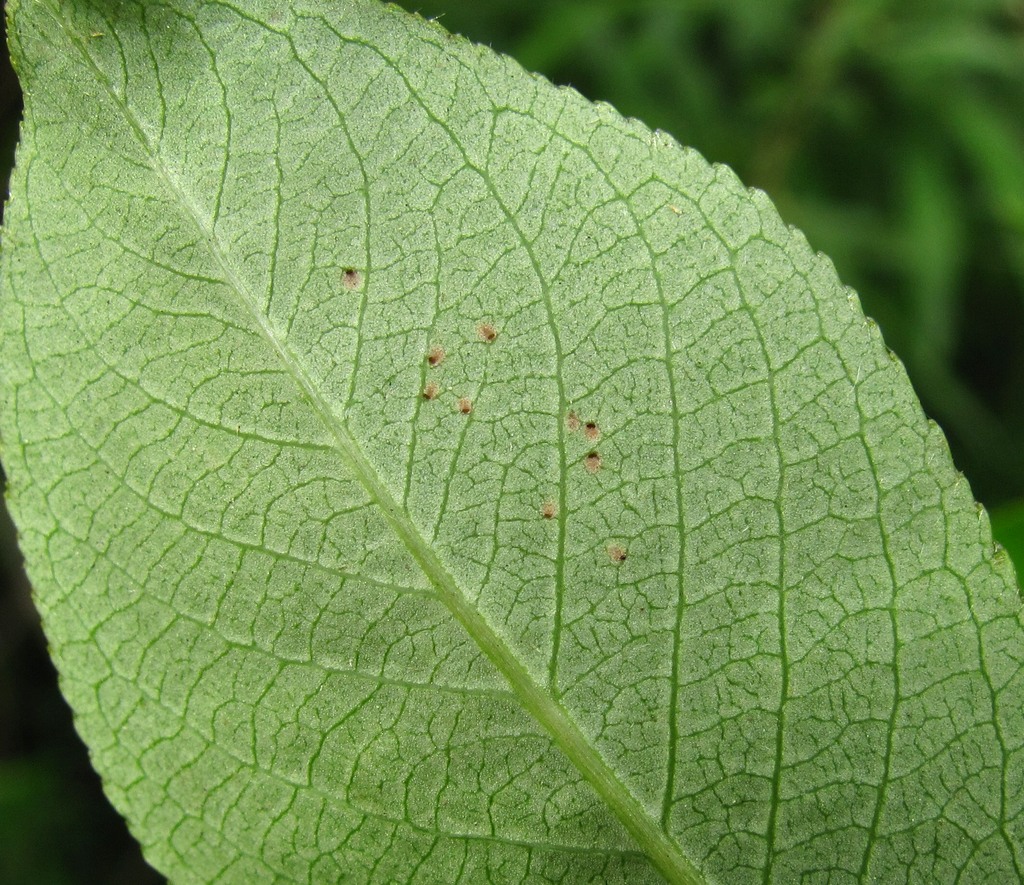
[1,0,1022,883]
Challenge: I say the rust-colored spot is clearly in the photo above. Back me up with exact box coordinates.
[342,268,362,290]
[607,544,628,563]
[427,346,445,367]
[477,322,498,343]
[422,382,439,401]
[584,451,602,473]
[541,501,558,520]
[584,421,600,441]
[457,396,473,415]
[566,411,581,433]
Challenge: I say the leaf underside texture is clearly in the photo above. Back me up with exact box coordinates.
[1,1,1022,882]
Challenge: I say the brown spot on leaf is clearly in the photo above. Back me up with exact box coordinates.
[477,322,498,343]
[566,412,581,433]
[607,544,628,563]
[422,382,439,401]
[541,501,558,520]
[342,268,362,290]
[584,451,602,473]
[457,396,473,415]
[427,346,445,367]
[584,421,600,441]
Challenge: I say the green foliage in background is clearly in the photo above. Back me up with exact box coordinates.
[399,0,1024,528]
[0,1,1022,882]
[2,0,1022,882]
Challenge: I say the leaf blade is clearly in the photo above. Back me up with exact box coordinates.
[2,1,1022,883]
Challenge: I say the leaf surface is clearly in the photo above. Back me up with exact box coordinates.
[1,1,1022,882]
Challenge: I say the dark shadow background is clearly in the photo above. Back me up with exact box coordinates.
[1,0,1022,880]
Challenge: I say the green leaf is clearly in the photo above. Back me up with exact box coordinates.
[1,0,1021,882]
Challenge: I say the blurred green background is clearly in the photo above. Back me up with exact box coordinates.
[1,0,1022,881]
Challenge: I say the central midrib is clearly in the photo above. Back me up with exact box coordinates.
[51,8,706,884]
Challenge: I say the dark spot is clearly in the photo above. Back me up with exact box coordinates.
[541,501,558,520]
[427,346,445,367]
[607,544,627,563]
[584,451,602,473]
[422,382,439,401]
[584,421,600,441]
[477,322,498,343]
[342,268,362,290]
[457,396,473,415]
[566,412,580,433]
